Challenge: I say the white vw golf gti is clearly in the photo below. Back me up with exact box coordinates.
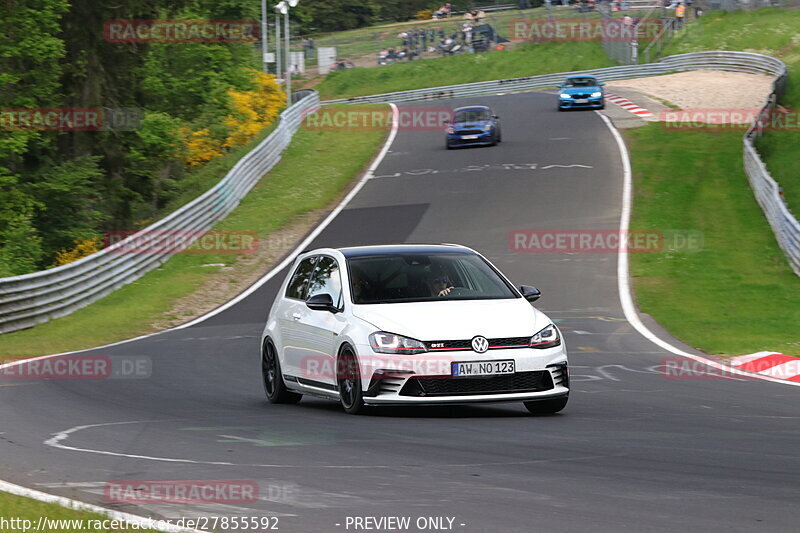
[260,244,569,414]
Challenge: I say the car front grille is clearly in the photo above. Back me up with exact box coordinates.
[570,93,590,99]
[424,336,530,352]
[455,129,484,135]
[400,370,554,397]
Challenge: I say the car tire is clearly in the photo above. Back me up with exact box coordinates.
[337,347,366,414]
[446,142,452,150]
[558,107,565,112]
[523,395,568,415]
[599,103,605,110]
[262,340,302,404]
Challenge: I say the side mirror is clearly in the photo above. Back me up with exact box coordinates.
[519,285,541,303]
[556,84,563,88]
[492,114,499,119]
[306,293,337,312]
[599,82,606,86]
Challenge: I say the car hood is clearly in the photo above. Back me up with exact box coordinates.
[561,86,602,95]
[352,298,548,341]
[452,120,492,129]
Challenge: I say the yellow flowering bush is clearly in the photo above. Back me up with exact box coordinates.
[181,127,224,167]
[223,69,285,149]
[53,237,101,266]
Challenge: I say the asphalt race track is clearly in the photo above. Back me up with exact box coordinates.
[2,92,799,533]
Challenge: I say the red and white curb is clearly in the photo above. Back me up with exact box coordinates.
[729,352,800,382]
[606,93,654,117]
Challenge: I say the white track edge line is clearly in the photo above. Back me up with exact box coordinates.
[0,479,207,533]
[596,110,799,388]
[0,103,401,520]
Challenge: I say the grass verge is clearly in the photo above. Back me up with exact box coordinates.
[0,107,386,358]
[0,491,159,533]
[626,124,800,356]
[317,42,613,99]
[663,7,800,214]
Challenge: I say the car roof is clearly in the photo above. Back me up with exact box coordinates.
[565,75,597,79]
[336,244,474,259]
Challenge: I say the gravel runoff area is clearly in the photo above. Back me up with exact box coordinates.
[606,70,777,123]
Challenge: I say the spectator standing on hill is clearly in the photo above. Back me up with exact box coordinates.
[462,22,473,46]
[675,2,686,27]
[302,38,315,59]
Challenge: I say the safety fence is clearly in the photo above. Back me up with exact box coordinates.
[323,51,799,276]
[0,93,320,334]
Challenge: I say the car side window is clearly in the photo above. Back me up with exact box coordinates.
[307,256,343,309]
[285,256,318,300]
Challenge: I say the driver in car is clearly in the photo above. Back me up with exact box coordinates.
[430,275,455,297]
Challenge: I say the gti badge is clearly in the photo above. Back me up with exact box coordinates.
[471,336,489,354]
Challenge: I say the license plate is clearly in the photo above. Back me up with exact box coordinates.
[574,99,589,104]
[452,360,515,376]
[461,135,479,140]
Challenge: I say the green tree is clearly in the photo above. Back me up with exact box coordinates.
[27,156,106,257]
[0,175,44,276]
[294,0,379,32]
[0,0,69,173]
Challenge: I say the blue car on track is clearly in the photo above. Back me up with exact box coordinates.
[557,75,606,111]
[445,105,502,149]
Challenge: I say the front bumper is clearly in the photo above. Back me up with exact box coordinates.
[447,131,494,147]
[559,97,604,109]
[353,344,568,405]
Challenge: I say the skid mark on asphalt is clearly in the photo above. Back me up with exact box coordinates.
[372,162,594,180]
[44,420,627,470]
[217,430,336,447]
[569,363,747,383]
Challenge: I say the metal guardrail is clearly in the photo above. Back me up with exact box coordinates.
[323,51,799,276]
[0,93,321,334]
[323,51,784,104]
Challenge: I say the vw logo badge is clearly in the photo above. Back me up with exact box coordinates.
[471,336,489,354]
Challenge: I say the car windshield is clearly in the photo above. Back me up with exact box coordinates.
[454,109,491,122]
[565,77,597,87]
[347,253,518,304]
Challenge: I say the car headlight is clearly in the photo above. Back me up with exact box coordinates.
[484,124,492,131]
[530,324,561,349]
[591,91,602,98]
[559,93,571,99]
[369,332,427,355]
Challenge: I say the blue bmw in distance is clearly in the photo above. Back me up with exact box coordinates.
[445,105,502,149]
[557,75,606,111]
